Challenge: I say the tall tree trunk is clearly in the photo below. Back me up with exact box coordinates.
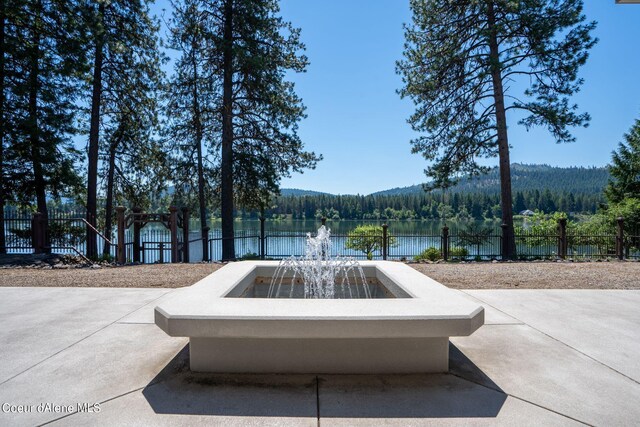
[487,1,515,259]
[0,1,6,254]
[102,139,117,257]
[191,40,208,261]
[86,3,105,259]
[29,4,48,251]
[220,0,235,260]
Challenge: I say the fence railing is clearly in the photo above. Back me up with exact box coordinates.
[3,208,34,253]
[3,210,639,263]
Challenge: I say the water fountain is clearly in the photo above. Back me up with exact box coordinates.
[268,225,370,299]
[155,226,484,373]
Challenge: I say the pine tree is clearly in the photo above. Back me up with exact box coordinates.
[165,0,220,260]
[0,0,13,253]
[0,0,26,253]
[100,51,166,257]
[8,0,87,251]
[169,0,320,260]
[220,0,321,260]
[0,0,37,248]
[604,119,640,204]
[85,0,164,258]
[397,0,596,258]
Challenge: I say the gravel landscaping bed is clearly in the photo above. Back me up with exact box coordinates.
[410,260,640,290]
[0,263,224,288]
[0,256,638,289]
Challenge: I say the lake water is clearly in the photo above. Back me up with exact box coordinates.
[210,218,502,234]
[99,217,635,263]
[178,219,505,262]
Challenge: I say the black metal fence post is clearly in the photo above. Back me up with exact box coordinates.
[169,206,178,263]
[202,226,210,262]
[31,212,45,254]
[132,207,142,263]
[116,207,126,264]
[181,207,190,263]
[0,207,5,255]
[501,223,509,261]
[617,217,624,260]
[260,217,266,260]
[558,218,567,259]
[31,212,38,253]
[382,223,388,260]
[442,225,449,261]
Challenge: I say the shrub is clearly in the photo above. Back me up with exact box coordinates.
[94,254,114,263]
[414,247,441,262]
[239,252,260,260]
[449,246,469,259]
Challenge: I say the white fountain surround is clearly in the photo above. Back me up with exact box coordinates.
[155,261,484,374]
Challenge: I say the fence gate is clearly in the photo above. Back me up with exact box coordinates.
[115,206,189,264]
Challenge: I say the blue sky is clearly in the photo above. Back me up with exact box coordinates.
[152,0,640,195]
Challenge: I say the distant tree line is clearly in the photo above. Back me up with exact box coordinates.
[375,164,609,197]
[236,190,603,221]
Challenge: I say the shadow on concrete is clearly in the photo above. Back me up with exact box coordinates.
[143,343,506,419]
[142,345,318,417]
[448,342,504,392]
[316,343,506,419]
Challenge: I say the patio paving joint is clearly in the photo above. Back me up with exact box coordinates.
[115,321,156,325]
[461,290,640,386]
[115,289,175,324]
[449,371,591,426]
[460,290,527,324]
[507,393,592,426]
[482,323,525,326]
[0,291,172,388]
[315,375,320,427]
[448,371,503,395]
[37,385,147,427]
[526,324,640,386]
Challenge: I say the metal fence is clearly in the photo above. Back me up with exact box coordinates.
[254,222,638,261]
[246,223,636,261]
[3,209,639,262]
[2,209,113,259]
[46,211,88,254]
[3,208,34,253]
[208,229,261,261]
[255,230,635,261]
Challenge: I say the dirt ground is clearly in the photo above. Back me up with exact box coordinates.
[0,260,639,289]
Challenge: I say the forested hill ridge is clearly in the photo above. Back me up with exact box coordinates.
[371,164,609,196]
[265,164,609,220]
[280,188,331,197]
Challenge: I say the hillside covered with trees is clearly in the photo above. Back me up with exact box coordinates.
[373,164,609,196]
[239,164,608,221]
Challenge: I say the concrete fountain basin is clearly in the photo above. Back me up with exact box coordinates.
[155,260,484,374]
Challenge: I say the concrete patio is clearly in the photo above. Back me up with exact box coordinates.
[0,287,639,426]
